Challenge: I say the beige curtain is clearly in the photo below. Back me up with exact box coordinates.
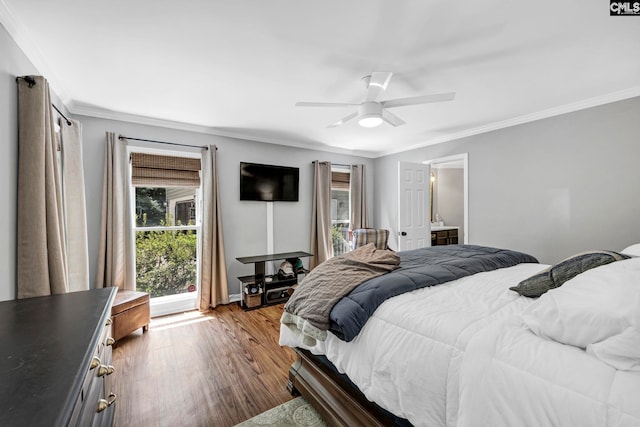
[349,164,369,230]
[95,132,135,290]
[310,161,333,269]
[199,145,229,310]
[17,76,68,298]
[60,119,90,292]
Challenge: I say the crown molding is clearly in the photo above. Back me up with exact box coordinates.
[68,101,377,158]
[0,0,71,103]
[377,86,640,157]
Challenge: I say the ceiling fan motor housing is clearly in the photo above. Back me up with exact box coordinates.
[358,102,384,127]
[359,102,382,118]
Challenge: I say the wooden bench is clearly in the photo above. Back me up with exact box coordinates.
[111,289,150,344]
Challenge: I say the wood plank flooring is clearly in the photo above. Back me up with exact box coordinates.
[111,303,296,427]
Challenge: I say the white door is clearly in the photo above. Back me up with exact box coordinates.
[398,162,431,251]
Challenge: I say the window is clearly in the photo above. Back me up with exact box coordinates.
[174,198,196,225]
[130,151,202,316]
[331,170,350,255]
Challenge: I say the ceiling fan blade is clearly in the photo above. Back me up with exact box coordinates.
[295,101,359,108]
[382,92,456,109]
[365,71,393,102]
[328,112,358,128]
[382,110,405,127]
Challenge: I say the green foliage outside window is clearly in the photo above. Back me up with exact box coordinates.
[135,229,197,298]
[331,224,350,256]
[135,188,167,227]
[134,187,198,298]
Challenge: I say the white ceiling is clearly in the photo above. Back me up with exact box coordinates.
[2,0,639,157]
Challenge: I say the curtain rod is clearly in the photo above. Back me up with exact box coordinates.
[119,136,212,150]
[51,104,72,126]
[311,161,350,168]
[16,75,72,126]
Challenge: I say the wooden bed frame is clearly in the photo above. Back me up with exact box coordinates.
[287,348,408,427]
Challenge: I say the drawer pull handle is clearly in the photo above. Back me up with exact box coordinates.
[97,365,115,377]
[96,393,117,413]
[106,337,115,346]
[90,357,101,370]
[105,318,112,326]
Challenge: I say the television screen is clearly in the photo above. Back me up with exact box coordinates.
[240,162,299,202]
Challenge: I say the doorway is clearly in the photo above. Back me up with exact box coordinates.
[397,161,431,251]
[424,153,469,244]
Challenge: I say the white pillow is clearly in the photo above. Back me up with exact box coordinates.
[523,257,640,349]
[621,243,640,257]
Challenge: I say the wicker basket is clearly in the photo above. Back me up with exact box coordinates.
[243,291,262,309]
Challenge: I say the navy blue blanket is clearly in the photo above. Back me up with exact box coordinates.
[328,245,538,341]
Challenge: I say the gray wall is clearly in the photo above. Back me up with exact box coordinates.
[375,96,640,264]
[0,23,40,301]
[77,115,374,297]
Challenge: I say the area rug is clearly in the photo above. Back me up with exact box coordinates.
[235,397,329,427]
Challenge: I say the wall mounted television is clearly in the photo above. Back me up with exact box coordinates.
[240,162,299,202]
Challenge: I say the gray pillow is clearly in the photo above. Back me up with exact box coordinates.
[510,250,631,298]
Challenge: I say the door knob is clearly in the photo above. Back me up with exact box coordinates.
[400,231,407,236]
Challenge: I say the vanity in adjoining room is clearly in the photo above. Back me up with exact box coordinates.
[431,226,459,246]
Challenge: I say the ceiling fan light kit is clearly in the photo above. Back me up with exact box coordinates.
[357,102,384,128]
[295,71,456,129]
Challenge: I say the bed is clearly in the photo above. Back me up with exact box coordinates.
[279,244,640,427]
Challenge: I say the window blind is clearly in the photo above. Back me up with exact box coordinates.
[331,171,350,190]
[131,152,201,187]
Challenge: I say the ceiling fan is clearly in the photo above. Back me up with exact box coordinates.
[295,72,455,128]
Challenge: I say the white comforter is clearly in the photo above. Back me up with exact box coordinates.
[458,261,640,427]
[458,316,640,427]
[280,263,547,427]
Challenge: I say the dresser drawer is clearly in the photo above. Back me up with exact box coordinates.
[73,385,116,427]
[70,316,116,427]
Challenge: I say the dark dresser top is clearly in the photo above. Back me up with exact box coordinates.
[0,288,117,427]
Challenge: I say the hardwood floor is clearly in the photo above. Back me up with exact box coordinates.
[111,303,296,427]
